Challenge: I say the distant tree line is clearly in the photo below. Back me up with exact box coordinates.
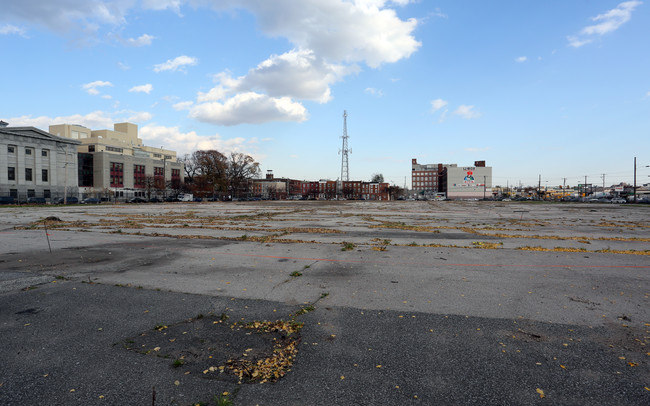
[180,150,261,199]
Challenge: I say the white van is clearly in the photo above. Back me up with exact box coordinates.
[177,193,193,202]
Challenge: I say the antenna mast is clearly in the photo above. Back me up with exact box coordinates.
[339,110,350,182]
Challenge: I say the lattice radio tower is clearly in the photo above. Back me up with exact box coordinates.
[339,110,351,181]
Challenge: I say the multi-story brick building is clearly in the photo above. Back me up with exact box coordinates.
[411,158,444,198]
[49,122,183,200]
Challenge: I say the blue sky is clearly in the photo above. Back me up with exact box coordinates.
[2,1,649,188]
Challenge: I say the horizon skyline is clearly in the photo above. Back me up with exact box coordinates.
[2,1,649,188]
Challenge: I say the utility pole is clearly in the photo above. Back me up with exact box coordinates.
[633,157,637,203]
[584,175,588,198]
[538,174,541,200]
[601,173,606,193]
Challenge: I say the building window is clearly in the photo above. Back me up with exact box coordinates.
[78,153,94,187]
[10,189,17,198]
[42,150,49,157]
[42,169,49,182]
[25,168,33,182]
[110,162,124,187]
[44,189,51,199]
[8,145,15,154]
[27,189,35,198]
[106,146,124,153]
[153,153,162,158]
[25,148,33,155]
[88,145,95,152]
[8,167,15,181]
[133,165,145,188]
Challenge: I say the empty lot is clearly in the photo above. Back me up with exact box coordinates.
[1,201,648,405]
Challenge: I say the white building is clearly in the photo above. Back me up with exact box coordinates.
[1,123,80,202]
[445,162,492,200]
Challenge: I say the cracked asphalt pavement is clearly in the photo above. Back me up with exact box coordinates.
[0,201,648,405]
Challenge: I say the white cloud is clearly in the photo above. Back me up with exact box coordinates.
[125,33,155,47]
[430,98,448,112]
[1,0,129,34]
[117,61,130,70]
[230,49,355,103]
[129,84,153,94]
[0,24,26,36]
[210,0,420,68]
[142,0,183,14]
[8,110,154,132]
[464,147,490,153]
[191,49,352,125]
[453,105,481,119]
[568,1,642,48]
[365,87,383,97]
[189,92,308,126]
[154,55,198,72]
[82,80,113,95]
[172,101,194,111]
[567,36,592,48]
[139,125,253,157]
[124,112,153,123]
[8,111,115,131]
[101,95,112,99]
[515,56,527,63]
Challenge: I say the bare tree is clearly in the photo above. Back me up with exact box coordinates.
[227,152,261,198]
[387,185,403,200]
[195,150,228,198]
[180,153,200,184]
[143,175,157,200]
[371,173,384,183]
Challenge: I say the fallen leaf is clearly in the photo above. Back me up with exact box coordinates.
[340,375,345,380]
[376,365,382,368]
[153,347,161,352]
[560,365,566,369]
[174,380,180,386]
[628,362,638,367]
[536,388,545,398]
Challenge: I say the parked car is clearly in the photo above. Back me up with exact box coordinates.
[610,197,626,204]
[0,196,16,205]
[53,197,79,204]
[127,197,147,203]
[81,197,100,204]
[27,197,47,204]
[193,197,203,202]
[148,197,161,203]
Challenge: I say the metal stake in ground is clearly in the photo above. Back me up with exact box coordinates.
[43,219,52,254]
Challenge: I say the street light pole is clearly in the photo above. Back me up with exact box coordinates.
[483,175,486,200]
[634,157,637,203]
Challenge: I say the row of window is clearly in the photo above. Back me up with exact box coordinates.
[110,163,181,188]
[6,189,52,198]
[7,145,49,156]
[7,167,48,182]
